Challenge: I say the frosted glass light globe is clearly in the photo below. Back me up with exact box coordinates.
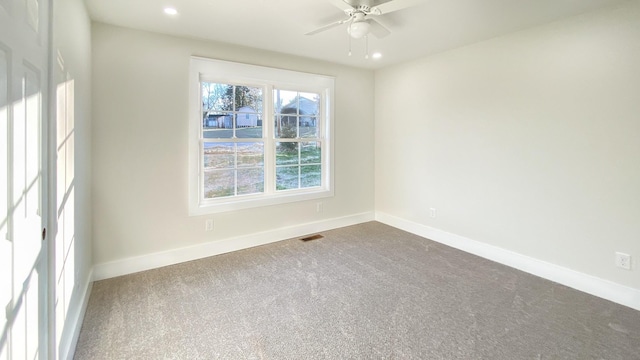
[348,21,370,39]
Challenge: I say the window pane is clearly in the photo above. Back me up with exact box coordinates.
[204,169,235,198]
[299,116,317,138]
[300,92,320,115]
[202,83,232,111]
[204,128,234,139]
[234,86,262,112]
[274,90,320,139]
[203,112,230,130]
[274,89,297,114]
[275,89,298,139]
[300,92,320,106]
[274,118,297,138]
[237,168,264,195]
[237,142,264,167]
[298,93,320,141]
[301,165,321,188]
[300,142,321,164]
[235,85,263,139]
[204,142,234,169]
[203,111,234,138]
[276,142,299,165]
[276,166,299,191]
[235,113,262,139]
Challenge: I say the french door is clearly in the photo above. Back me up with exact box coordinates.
[0,0,51,359]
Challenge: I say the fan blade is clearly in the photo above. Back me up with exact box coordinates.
[305,17,351,36]
[327,0,354,12]
[372,0,425,15]
[367,18,391,38]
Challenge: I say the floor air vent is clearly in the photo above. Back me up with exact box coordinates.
[300,234,324,242]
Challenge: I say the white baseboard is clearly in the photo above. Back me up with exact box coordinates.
[59,268,94,360]
[93,212,375,281]
[375,212,640,312]
[91,210,640,310]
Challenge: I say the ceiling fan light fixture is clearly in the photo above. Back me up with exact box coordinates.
[348,21,370,39]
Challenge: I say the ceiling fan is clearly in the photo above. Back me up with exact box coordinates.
[306,0,425,39]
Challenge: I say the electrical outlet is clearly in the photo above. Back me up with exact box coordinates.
[205,219,214,232]
[615,252,631,270]
[316,202,323,213]
[429,208,437,218]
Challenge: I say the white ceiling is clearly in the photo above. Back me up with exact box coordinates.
[84,0,629,69]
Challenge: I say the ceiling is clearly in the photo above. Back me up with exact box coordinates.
[84,0,629,69]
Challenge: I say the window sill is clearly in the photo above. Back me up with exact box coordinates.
[189,188,333,216]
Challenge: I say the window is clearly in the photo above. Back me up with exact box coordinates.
[201,83,264,198]
[189,57,334,215]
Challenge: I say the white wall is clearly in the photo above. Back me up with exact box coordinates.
[91,23,375,271]
[375,1,640,293]
[52,0,92,357]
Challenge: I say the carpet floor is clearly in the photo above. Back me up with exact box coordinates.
[74,222,640,359]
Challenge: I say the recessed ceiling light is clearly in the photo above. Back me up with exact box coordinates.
[372,52,382,59]
[164,7,178,15]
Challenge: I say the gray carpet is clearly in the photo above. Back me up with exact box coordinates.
[74,222,640,359]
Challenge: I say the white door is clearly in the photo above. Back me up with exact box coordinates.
[0,0,51,358]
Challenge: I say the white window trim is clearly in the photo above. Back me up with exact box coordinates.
[188,57,335,216]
